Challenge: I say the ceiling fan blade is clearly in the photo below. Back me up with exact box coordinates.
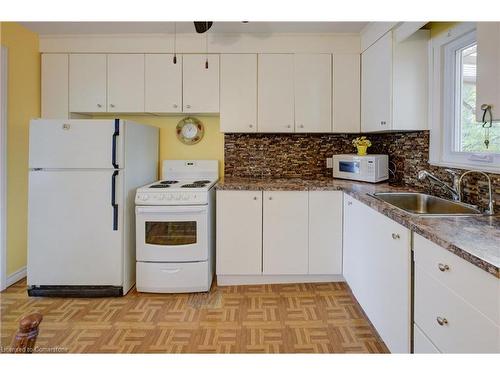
[194,22,213,33]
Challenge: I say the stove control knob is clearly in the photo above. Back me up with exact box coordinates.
[142,194,149,201]
[182,194,188,201]
[166,194,173,200]
[175,195,181,201]
[161,194,167,200]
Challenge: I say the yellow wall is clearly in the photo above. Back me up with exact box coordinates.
[94,115,225,178]
[428,22,459,38]
[1,22,40,275]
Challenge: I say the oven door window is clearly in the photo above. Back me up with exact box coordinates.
[339,161,360,174]
[145,221,197,246]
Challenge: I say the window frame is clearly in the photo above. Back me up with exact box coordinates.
[429,22,500,173]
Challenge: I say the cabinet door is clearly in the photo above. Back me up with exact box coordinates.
[333,54,361,133]
[69,54,107,113]
[216,191,262,275]
[258,54,295,132]
[145,54,182,113]
[343,195,411,353]
[361,32,393,132]
[263,191,308,275]
[220,54,257,132]
[42,54,69,119]
[107,54,145,112]
[183,54,219,113]
[308,191,342,275]
[294,54,332,132]
[476,23,500,121]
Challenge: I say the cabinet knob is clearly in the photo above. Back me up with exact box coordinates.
[268,197,273,200]
[249,124,253,128]
[110,104,115,108]
[173,104,178,109]
[391,233,400,240]
[253,196,258,200]
[299,124,304,128]
[380,121,386,126]
[186,104,191,109]
[286,125,291,129]
[438,263,450,272]
[97,104,102,108]
[436,317,448,326]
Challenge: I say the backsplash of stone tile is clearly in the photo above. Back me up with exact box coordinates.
[224,131,500,212]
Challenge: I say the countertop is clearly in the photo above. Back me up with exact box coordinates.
[216,177,500,278]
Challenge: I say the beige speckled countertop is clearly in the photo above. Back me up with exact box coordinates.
[216,177,500,278]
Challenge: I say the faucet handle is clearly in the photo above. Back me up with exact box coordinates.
[444,168,460,176]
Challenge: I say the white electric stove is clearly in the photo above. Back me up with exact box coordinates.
[135,160,218,293]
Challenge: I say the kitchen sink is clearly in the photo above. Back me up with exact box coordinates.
[369,192,483,216]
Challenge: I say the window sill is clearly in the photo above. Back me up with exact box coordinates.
[429,159,500,174]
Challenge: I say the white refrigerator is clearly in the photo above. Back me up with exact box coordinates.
[27,119,158,297]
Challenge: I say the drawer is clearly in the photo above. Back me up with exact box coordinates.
[413,323,440,353]
[136,261,212,293]
[413,233,499,325]
[415,264,500,353]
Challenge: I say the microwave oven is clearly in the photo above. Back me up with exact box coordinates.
[332,154,389,183]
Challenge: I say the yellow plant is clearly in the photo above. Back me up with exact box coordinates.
[352,136,372,148]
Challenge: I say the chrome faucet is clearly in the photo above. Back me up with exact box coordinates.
[417,169,460,201]
[458,170,495,215]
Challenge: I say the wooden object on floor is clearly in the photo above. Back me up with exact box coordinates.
[10,313,43,353]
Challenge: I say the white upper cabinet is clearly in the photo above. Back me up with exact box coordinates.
[476,22,500,121]
[361,30,429,132]
[183,54,219,113]
[107,54,145,112]
[333,54,361,133]
[69,54,107,113]
[263,191,308,275]
[361,32,393,132]
[145,54,182,113]
[258,54,295,132]
[294,54,332,132]
[220,54,258,132]
[42,54,69,119]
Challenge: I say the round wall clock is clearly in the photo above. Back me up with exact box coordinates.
[176,117,205,145]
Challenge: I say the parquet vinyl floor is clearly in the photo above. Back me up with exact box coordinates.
[0,279,388,353]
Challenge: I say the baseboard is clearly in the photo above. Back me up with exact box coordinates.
[6,266,26,288]
[217,274,345,286]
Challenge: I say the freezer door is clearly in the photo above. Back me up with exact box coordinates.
[27,170,123,286]
[29,119,124,169]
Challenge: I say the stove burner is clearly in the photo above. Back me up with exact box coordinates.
[193,180,211,184]
[181,183,206,188]
[150,184,169,188]
[161,180,178,184]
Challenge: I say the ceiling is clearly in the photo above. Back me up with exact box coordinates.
[20,22,368,35]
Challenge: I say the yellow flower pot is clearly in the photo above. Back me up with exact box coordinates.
[356,145,368,156]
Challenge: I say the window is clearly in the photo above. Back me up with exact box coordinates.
[430,23,500,172]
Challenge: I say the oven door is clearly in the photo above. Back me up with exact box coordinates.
[136,205,208,262]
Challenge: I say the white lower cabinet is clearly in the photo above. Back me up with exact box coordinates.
[343,195,411,353]
[308,191,342,274]
[263,191,308,275]
[216,191,263,275]
[413,233,500,353]
[414,324,440,353]
[216,190,343,282]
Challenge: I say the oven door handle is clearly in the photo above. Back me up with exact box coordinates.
[136,206,207,214]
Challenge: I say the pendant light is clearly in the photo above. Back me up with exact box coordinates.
[173,22,177,64]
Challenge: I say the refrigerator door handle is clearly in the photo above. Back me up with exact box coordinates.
[112,119,120,169]
[111,170,119,231]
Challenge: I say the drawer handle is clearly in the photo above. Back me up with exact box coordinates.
[436,317,448,326]
[438,263,450,272]
[392,233,400,240]
[161,268,181,274]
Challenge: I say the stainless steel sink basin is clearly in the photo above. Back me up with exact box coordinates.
[369,192,482,216]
